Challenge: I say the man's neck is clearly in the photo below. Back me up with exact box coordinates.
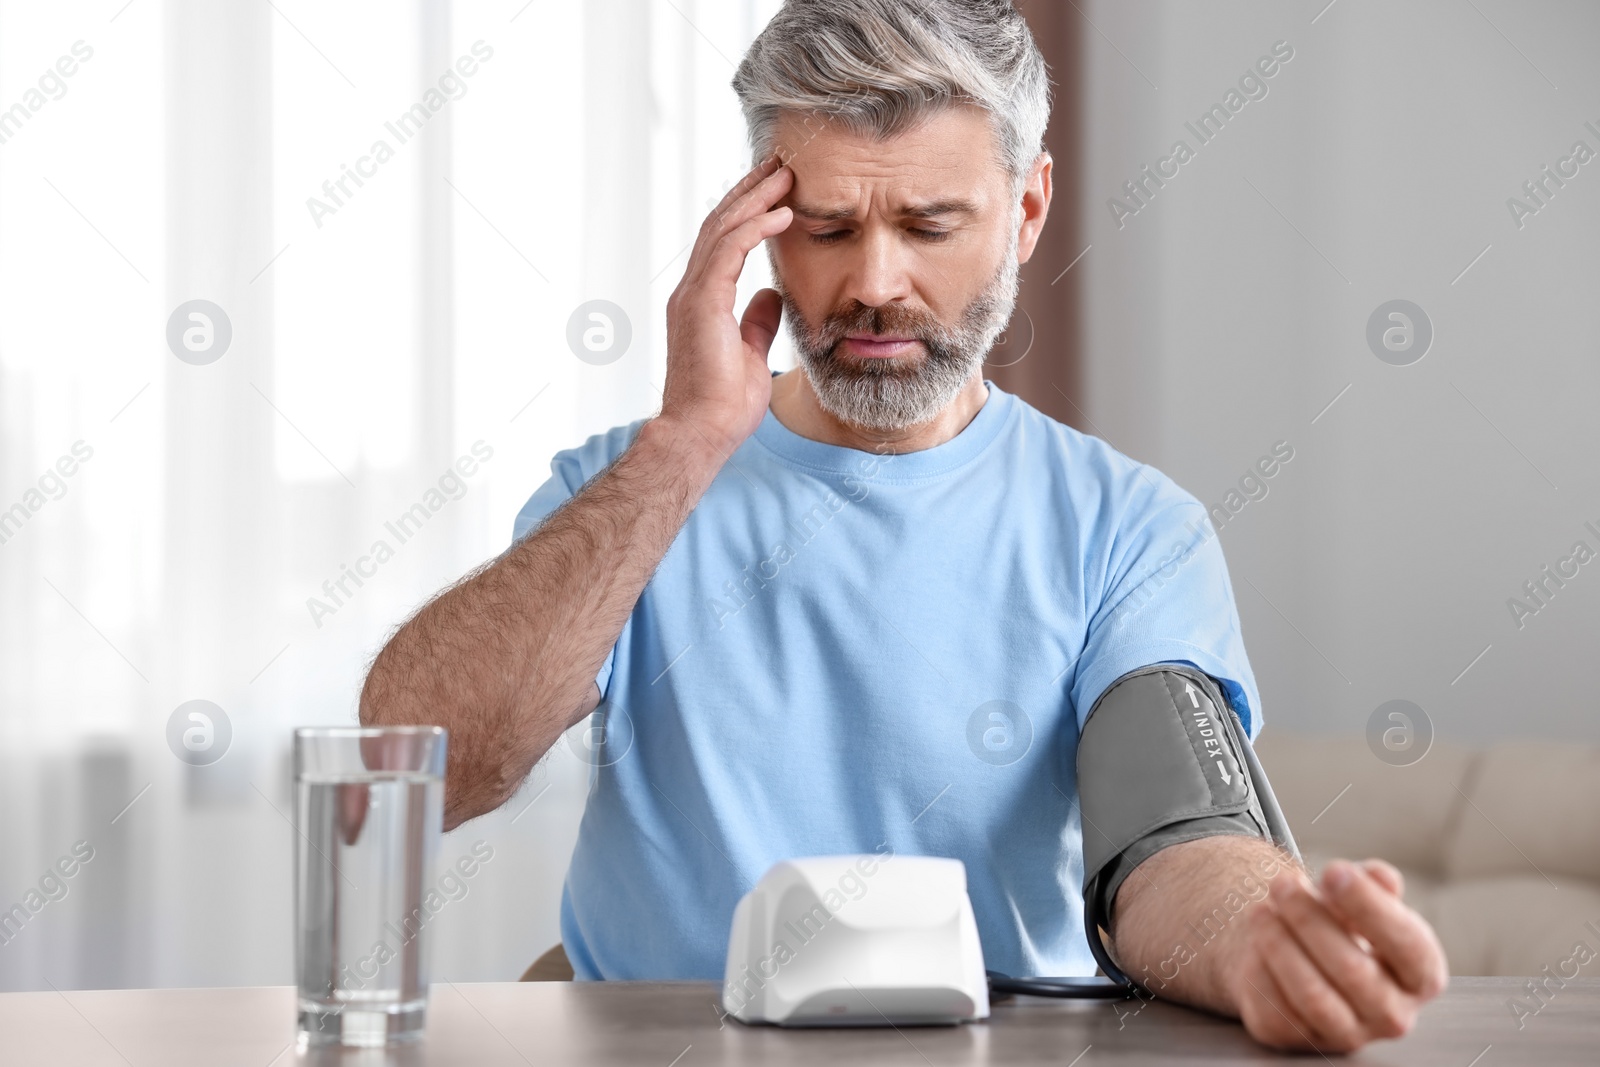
[767,368,990,454]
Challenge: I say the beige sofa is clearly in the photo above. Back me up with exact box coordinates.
[1253,734,1600,976]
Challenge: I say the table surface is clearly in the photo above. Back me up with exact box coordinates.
[1,977,1595,1065]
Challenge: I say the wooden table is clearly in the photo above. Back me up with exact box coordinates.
[2,978,1594,1065]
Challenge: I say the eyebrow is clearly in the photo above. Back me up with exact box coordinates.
[789,197,981,222]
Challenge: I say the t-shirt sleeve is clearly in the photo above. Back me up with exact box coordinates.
[511,421,644,701]
[1070,495,1263,740]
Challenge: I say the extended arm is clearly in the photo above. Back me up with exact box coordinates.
[1077,665,1448,1053]
[1111,837,1448,1053]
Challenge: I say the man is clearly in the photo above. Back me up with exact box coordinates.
[361,0,1447,1052]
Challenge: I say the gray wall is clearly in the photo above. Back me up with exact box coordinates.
[1078,0,1600,743]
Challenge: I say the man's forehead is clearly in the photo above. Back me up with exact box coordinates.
[772,106,1003,218]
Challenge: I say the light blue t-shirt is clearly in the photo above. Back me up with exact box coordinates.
[512,380,1260,981]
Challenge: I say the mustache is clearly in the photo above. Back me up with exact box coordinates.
[818,301,942,344]
[809,302,961,374]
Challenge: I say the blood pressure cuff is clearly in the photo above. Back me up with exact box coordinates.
[1077,665,1301,967]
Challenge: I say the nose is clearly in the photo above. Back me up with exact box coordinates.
[842,224,914,310]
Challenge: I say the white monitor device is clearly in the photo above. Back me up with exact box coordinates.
[721,854,991,1027]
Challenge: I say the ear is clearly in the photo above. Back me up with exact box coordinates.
[1014,151,1053,265]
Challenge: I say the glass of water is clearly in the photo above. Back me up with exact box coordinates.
[294,725,447,1048]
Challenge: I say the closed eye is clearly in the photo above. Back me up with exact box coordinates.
[808,228,952,245]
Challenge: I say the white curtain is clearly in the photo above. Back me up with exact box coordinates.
[0,0,786,991]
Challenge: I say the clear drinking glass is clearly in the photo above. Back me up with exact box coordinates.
[294,726,447,1048]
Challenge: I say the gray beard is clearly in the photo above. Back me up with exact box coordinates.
[770,246,1021,434]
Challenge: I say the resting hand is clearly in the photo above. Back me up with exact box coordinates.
[1227,858,1449,1053]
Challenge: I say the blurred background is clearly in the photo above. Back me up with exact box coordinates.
[2,0,1597,992]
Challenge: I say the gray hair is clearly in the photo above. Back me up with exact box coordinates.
[732,0,1051,190]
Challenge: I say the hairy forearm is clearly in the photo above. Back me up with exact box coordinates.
[359,415,723,829]
[1109,835,1306,1017]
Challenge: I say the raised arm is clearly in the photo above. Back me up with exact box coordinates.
[359,156,795,830]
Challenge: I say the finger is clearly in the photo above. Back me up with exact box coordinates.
[707,154,781,225]
[739,288,784,360]
[1257,911,1366,1052]
[1236,952,1322,1054]
[1273,878,1414,1039]
[683,166,791,286]
[689,165,794,277]
[1273,870,1376,953]
[704,165,792,250]
[700,207,793,293]
[1360,857,1404,898]
[689,156,779,260]
[1321,860,1448,998]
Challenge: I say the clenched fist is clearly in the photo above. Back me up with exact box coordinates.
[1229,858,1449,1053]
